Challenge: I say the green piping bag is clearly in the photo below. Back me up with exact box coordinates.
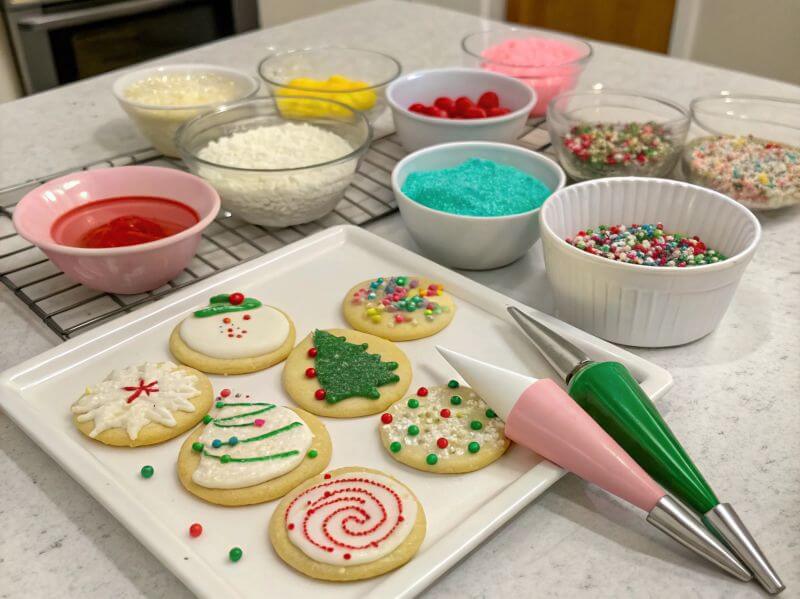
[507,306,784,595]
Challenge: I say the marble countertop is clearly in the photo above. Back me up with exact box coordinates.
[0,1,798,597]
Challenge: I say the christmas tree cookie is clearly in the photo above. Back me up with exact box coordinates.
[379,383,509,473]
[269,466,426,581]
[177,387,331,506]
[282,328,411,418]
[342,276,456,341]
[170,292,295,375]
[71,361,213,447]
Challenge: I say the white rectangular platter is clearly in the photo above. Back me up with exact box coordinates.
[0,225,672,599]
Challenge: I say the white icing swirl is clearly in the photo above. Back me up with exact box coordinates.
[71,362,199,440]
[179,305,289,359]
[192,395,312,489]
[284,472,417,566]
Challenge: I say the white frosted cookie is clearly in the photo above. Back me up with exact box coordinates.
[269,466,426,581]
[282,328,411,418]
[170,292,295,375]
[342,276,455,341]
[71,361,213,447]
[177,387,331,506]
[379,383,509,473]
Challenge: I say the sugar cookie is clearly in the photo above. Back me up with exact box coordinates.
[379,383,509,473]
[170,292,295,375]
[282,328,411,418]
[269,466,426,581]
[342,276,455,341]
[71,361,213,447]
[177,387,331,506]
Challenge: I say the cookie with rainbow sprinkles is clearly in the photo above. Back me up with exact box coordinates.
[342,276,455,341]
[379,382,509,473]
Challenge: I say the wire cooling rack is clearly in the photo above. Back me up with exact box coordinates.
[0,125,553,340]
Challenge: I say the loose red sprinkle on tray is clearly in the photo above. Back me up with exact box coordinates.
[566,223,727,267]
[408,91,511,119]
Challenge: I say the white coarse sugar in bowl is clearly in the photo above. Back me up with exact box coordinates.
[177,96,372,227]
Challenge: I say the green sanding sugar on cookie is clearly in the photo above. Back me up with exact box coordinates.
[313,330,400,404]
[401,158,551,216]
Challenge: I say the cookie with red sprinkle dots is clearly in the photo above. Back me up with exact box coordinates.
[269,466,426,581]
[282,328,411,418]
[379,385,509,473]
[342,276,456,341]
[170,292,296,375]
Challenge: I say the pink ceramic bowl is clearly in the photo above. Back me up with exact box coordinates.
[13,166,220,294]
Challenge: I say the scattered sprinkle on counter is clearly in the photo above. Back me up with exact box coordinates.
[401,158,551,216]
[562,122,677,176]
[685,135,800,209]
[566,223,727,267]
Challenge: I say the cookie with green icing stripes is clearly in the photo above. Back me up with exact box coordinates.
[282,328,411,418]
[177,387,331,506]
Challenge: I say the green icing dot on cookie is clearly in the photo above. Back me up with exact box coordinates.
[426,453,438,465]
[468,441,481,453]
[450,395,462,405]
[390,441,402,453]
[448,380,459,388]
[486,408,497,418]
[470,420,483,430]
[408,425,420,436]
[307,449,318,458]
[407,398,419,408]
[202,414,213,424]
[191,442,204,452]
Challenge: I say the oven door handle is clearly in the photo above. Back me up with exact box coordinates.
[18,0,192,31]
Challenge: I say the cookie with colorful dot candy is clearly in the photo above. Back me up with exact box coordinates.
[342,276,455,341]
[177,387,331,506]
[169,292,296,375]
[269,466,426,581]
[71,361,213,447]
[282,328,411,418]
[379,382,509,473]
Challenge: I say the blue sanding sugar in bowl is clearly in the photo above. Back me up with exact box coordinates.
[401,158,551,216]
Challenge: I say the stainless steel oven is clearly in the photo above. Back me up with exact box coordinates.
[2,0,258,94]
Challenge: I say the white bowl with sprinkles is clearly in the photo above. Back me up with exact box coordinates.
[540,177,761,347]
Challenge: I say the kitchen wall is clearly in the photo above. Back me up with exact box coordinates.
[669,0,800,85]
[0,20,21,103]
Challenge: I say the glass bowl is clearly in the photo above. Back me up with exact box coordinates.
[682,94,800,210]
[113,63,259,157]
[176,96,372,227]
[547,89,690,181]
[258,47,401,125]
[462,27,592,117]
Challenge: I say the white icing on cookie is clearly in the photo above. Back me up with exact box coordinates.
[191,391,312,489]
[382,386,506,459]
[284,472,417,566]
[72,362,199,440]
[179,305,289,359]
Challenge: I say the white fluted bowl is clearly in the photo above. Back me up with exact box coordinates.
[540,177,761,347]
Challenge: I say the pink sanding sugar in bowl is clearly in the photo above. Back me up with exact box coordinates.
[463,30,592,117]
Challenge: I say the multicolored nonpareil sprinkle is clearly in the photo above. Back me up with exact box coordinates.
[561,122,678,177]
[351,276,448,327]
[566,223,727,267]
[685,135,800,209]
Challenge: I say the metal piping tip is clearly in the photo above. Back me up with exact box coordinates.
[705,503,784,594]
[648,496,752,582]
[506,306,592,383]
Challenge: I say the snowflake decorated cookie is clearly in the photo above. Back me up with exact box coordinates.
[269,466,426,581]
[379,383,509,473]
[170,292,296,375]
[282,328,412,418]
[342,276,456,341]
[71,361,213,447]
[177,387,331,506]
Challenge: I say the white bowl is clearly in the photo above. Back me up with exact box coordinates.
[392,141,565,270]
[540,177,761,347]
[113,63,259,157]
[386,67,536,151]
